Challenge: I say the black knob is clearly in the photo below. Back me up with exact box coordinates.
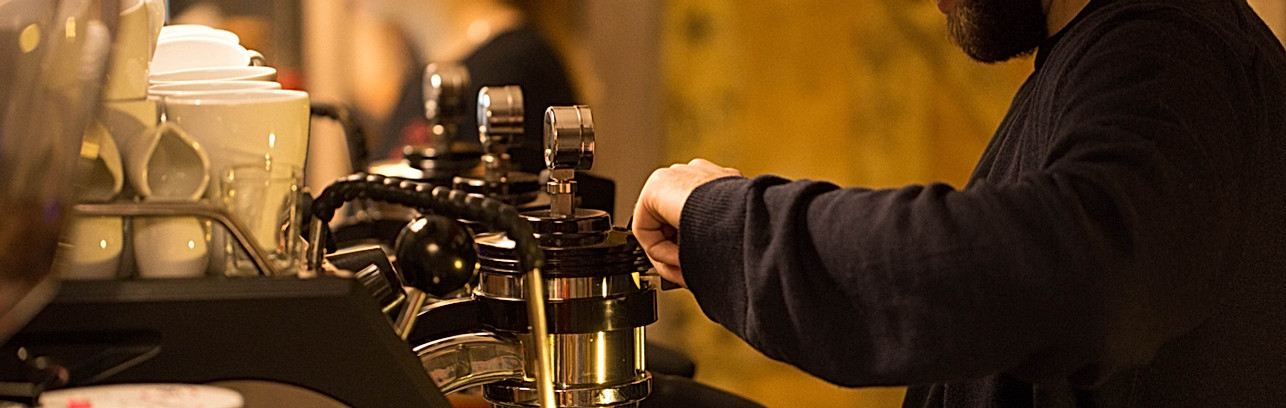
[394,215,477,296]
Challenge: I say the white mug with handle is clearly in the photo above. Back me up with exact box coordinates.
[160,90,311,190]
[132,216,208,278]
[77,120,125,202]
[100,98,210,202]
[59,216,125,280]
[159,90,310,275]
[158,26,240,45]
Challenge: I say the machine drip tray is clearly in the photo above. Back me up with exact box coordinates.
[2,277,448,408]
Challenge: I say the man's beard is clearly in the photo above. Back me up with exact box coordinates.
[947,0,1048,63]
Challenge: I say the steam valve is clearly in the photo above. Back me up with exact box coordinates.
[452,86,540,206]
[477,85,523,177]
[423,62,471,138]
[389,62,481,183]
[543,105,595,218]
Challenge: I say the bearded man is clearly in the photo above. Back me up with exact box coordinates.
[632,0,1286,406]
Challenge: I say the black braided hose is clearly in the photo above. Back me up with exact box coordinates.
[308,173,544,276]
[310,102,370,174]
[310,173,558,405]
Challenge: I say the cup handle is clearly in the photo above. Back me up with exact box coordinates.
[141,122,211,201]
[247,49,267,67]
[79,121,125,201]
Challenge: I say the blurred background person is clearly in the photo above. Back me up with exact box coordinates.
[358,0,580,174]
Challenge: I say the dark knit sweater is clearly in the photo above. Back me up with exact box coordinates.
[677,0,1286,406]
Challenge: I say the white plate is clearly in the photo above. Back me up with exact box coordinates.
[148,66,277,84]
[40,384,243,408]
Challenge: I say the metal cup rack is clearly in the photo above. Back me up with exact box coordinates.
[70,201,282,277]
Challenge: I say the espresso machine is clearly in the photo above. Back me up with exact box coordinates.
[418,105,656,408]
[308,101,655,407]
[348,63,543,252]
[451,84,543,207]
[368,63,488,189]
[1,9,758,400]
[316,89,758,406]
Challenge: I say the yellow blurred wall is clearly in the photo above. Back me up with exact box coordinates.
[661,0,1032,188]
[654,1,1031,407]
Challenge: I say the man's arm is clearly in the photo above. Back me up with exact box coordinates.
[641,11,1245,387]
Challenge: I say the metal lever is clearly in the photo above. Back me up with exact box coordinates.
[73,202,278,276]
[543,106,595,217]
[478,85,524,178]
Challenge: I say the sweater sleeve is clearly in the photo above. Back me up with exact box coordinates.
[677,10,1244,387]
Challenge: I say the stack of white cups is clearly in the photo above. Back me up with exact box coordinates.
[148,24,310,277]
[149,24,276,86]
[60,0,310,280]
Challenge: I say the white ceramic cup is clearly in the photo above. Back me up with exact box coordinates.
[131,122,211,201]
[158,24,218,37]
[59,216,125,280]
[149,66,277,84]
[158,26,240,45]
[99,98,211,201]
[155,27,262,66]
[151,36,252,74]
[148,80,281,97]
[133,217,208,278]
[159,90,308,276]
[160,90,310,197]
[144,0,166,54]
[78,120,125,202]
[101,0,157,101]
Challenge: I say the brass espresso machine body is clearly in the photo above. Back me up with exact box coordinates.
[413,103,655,407]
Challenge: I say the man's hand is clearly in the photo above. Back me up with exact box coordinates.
[632,158,743,287]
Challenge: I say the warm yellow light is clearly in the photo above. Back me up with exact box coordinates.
[595,331,608,383]
[19,24,40,53]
